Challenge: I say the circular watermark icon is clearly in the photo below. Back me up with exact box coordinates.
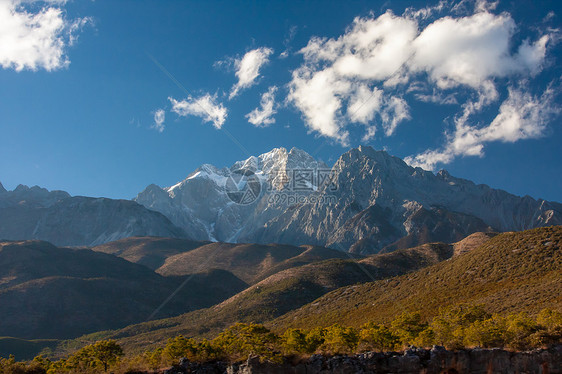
[225,168,262,205]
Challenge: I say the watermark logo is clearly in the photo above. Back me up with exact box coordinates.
[225,168,338,206]
[265,168,338,192]
[225,169,262,205]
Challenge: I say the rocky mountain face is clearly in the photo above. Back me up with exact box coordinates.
[135,147,329,242]
[0,184,187,247]
[136,146,562,254]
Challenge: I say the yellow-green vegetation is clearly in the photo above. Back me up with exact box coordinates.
[272,226,562,330]
[1,306,560,373]
[0,340,123,373]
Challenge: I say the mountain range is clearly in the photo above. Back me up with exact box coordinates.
[0,184,186,247]
[2,146,560,251]
[134,146,562,253]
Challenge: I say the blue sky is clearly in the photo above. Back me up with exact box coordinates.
[1,0,561,202]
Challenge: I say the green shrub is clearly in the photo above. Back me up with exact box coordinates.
[321,324,359,354]
[390,312,427,346]
[358,323,399,351]
[211,323,280,363]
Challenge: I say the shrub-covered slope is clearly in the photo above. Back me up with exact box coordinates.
[271,226,562,331]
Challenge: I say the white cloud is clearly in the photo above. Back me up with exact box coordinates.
[229,47,274,99]
[346,85,410,138]
[0,0,89,72]
[380,96,410,136]
[403,0,448,21]
[288,3,554,152]
[279,25,297,59]
[289,11,419,145]
[289,66,351,145]
[246,86,277,127]
[414,91,458,105]
[169,94,227,129]
[409,11,548,89]
[347,85,383,125]
[152,109,165,133]
[303,11,418,81]
[405,86,559,170]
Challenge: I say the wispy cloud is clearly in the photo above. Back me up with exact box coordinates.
[246,86,277,127]
[169,94,227,129]
[0,0,90,72]
[151,109,165,133]
[279,25,297,59]
[229,47,274,99]
[405,86,560,170]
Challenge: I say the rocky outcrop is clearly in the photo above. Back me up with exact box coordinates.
[163,345,562,374]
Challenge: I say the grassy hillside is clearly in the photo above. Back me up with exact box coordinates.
[271,226,562,331]
[63,239,470,354]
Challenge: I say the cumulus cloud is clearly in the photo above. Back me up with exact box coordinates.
[405,86,560,170]
[289,11,418,145]
[0,0,90,72]
[246,86,277,127]
[289,67,352,145]
[229,47,274,99]
[288,2,555,156]
[347,85,383,125]
[152,109,165,133]
[169,94,227,129]
[409,11,548,89]
[346,85,410,139]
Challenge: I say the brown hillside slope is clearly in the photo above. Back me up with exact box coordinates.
[0,240,247,340]
[156,242,355,284]
[71,239,473,353]
[92,237,210,270]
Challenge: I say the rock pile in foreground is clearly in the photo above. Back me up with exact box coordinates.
[161,344,562,374]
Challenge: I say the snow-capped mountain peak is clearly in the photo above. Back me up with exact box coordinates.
[134,147,326,241]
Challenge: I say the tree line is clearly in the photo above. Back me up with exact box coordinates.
[1,305,561,373]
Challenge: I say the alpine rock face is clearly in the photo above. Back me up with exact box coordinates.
[136,146,562,254]
[134,147,330,243]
